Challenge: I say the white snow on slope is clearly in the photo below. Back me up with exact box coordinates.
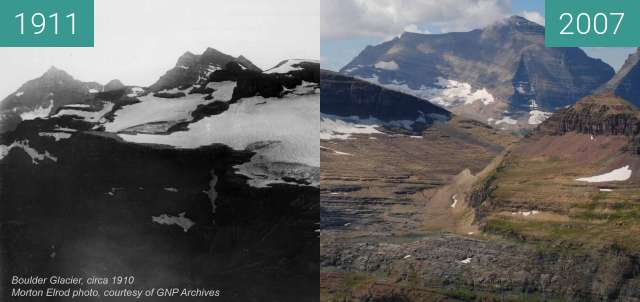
[0,140,57,164]
[20,100,54,121]
[321,114,382,140]
[460,257,472,264]
[451,194,458,208]
[15,91,24,97]
[103,86,227,132]
[65,104,91,109]
[374,60,399,71]
[54,102,114,123]
[118,92,320,187]
[205,81,237,101]
[528,110,552,125]
[89,89,99,93]
[152,212,195,232]
[493,116,518,125]
[321,146,352,156]
[576,166,632,183]
[38,132,72,141]
[264,59,318,74]
[358,75,494,108]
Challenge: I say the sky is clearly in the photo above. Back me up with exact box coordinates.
[321,0,635,72]
[0,0,319,99]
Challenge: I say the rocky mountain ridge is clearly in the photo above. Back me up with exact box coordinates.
[340,15,614,129]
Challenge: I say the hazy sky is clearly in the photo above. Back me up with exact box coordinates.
[321,0,635,72]
[0,0,319,99]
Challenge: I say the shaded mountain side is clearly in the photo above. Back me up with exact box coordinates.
[601,48,640,106]
[149,47,262,92]
[320,70,450,123]
[340,16,614,128]
[0,67,103,133]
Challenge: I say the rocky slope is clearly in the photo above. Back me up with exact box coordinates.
[0,67,103,133]
[459,93,640,300]
[340,15,614,130]
[601,48,640,107]
[320,72,523,301]
[149,47,262,92]
[321,70,450,134]
[0,51,320,301]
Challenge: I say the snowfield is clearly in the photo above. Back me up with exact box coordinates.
[152,212,195,232]
[54,102,114,123]
[103,83,234,132]
[205,81,236,101]
[265,59,318,74]
[357,75,495,108]
[118,92,320,187]
[320,114,382,140]
[0,140,57,164]
[20,100,54,121]
[528,110,552,125]
[576,165,633,183]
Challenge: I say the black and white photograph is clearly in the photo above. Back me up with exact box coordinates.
[0,1,320,301]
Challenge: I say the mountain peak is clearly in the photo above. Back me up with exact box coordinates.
[42,66,73,80]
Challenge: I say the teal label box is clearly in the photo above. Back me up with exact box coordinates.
[0,0,94,47]
[546,0,640,47]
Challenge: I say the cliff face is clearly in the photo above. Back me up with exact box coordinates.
[538,94,640,136]
[320,70,450,123]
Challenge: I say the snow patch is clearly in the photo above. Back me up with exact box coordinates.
[205,81,237,101]
[600,188,613,192]
[321,146,352,156]
[460,257,472,264]
[54,102,114,123]
[374,60,399,71]
[20,100,54,121]
[493,116,518,125]
[576,166,632,183]
[265,59,318,74]
[528,110,551,125]
[0,140,57,164]
[163,187,179,192]
[320,114,382,140]
[358,75,495,108]
[38,132,72,141]
[450,194,458,208]
[152,212,195,232]
[89,89,99,93]
[15,91,24,97]
[104,93,213,132]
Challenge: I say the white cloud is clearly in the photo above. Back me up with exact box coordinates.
[519,10,545,26]
[403,24,430,34]
[321,0,511,39]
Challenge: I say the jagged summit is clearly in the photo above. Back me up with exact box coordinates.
[150,47,261,91]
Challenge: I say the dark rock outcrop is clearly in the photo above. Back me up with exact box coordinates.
[538,93,640,136]
[149,48,261,92]
[321,70,450,123]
